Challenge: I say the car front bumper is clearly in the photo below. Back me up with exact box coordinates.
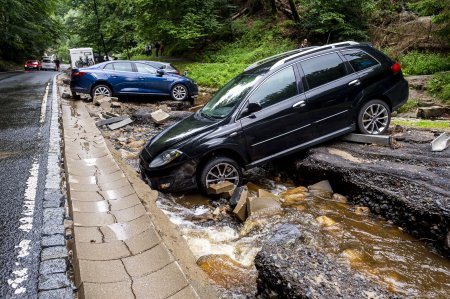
[139,154,198,192]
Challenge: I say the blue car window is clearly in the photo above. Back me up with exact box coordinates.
[136,63,157,74]
[113,62,133,72]
[104,63,114,70]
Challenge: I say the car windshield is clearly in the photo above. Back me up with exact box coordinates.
[201,73,262,119]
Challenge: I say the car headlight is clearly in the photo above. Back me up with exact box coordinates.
[149,149,183,168]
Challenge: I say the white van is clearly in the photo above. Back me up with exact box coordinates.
[69,48,94,69]
[41,56,57,71]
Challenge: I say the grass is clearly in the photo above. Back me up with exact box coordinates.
[399,51,450,76]
[427,72,450,103]
[391,119,450,131]
[397,98,419,113]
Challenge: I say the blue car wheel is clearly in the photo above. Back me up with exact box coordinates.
[92,84,112,98]
[171,84,188,101]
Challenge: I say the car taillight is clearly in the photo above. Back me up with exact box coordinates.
[391,62,401,75]
[72,71,87,78]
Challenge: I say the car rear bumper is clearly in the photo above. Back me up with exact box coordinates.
[386,78,409,111]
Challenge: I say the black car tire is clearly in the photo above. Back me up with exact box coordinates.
[171,84,188,101]
[357,99,391,135]
[91,84,112,98]
[198,156,243,194]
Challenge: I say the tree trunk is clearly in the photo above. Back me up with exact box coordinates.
[269,0,277,18]
[287,0,301,23]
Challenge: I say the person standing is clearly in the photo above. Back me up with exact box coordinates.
[155,41,161,57]
[54,57,60,71]
[145,44,150,56]
[160,43,165,56]
[148,44,153,56]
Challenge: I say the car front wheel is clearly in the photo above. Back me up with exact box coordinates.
[171,84,188,101]
[198,156,242,194]
[92,84,112,97]
[357,99,391,135]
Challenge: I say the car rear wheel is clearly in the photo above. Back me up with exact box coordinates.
[92,84,112,97]
[357,99,391,135]
[171,84,188,101]
[198,156,242,194]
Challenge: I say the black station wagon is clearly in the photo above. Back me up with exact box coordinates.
[140,41,408,193]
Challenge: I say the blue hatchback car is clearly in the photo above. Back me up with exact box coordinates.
[70,60,198,101]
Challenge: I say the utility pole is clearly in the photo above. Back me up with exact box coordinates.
[92,0,108,58]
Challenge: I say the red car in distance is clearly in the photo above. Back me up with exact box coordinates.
[24,60,42,71]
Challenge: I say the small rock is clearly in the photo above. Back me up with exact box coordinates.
[151,109,170,124]
[93,95,111,106]
[208,181,235,195]
[100,101,112,112]
[267,223,301,246]
[232,186,248,222]
[213,207,221,216]
[355,206,370,215]
[332,193,347,203]
[61,92,71,99]
[316,215,336,226]
[62,78,71,85]
[308,180,333,193]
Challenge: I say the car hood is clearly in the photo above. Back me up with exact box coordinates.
[145,112,217,157]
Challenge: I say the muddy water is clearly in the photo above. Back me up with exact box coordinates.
[157,168,450,298]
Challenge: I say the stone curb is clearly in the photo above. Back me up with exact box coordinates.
[59,81,217,298]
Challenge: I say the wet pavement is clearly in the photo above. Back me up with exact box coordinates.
[0,70,59,297]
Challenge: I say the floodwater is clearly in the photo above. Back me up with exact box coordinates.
[156,168,450,298]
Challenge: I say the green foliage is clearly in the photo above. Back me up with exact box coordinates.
[0,59,21,72]
[399,51,450,76]
[174,63,247,88]
[0,0,61,61]
[397,98,419,113]
[299,0,375,42]
[408,0,450,45]
[427,72,450,103]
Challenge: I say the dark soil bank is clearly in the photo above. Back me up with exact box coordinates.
[255,224,397,299]
[276,130,450,256]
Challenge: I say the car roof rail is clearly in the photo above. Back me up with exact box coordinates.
[244,47,317,72]
[270,41,359,70]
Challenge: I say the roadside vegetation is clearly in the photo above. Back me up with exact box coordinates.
[391,119,450,131]
[427,72,450,103]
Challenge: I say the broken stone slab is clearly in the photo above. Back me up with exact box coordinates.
[207,181,235,195]
[93,95,111,106]
[232,186,248,222]
[38,273,71,291]
[417,106,449,119]
[308,180,333,193]
[111,101,121,108]
[40,259,67,275]
[257,189,279,200]
[246,197,282,217]
[151,109,170,124]
[95,116,128,127]
[100,101,112,112]
[62,78,71,85]
[108,118,133,130]
[61,92,71,99]
[340,133,393,146]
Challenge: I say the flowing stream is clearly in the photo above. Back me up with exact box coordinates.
[157,168,450,298]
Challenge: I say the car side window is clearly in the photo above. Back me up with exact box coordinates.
[342,50,379,72]
[103,63,114,70]
[135,63,157,74]
[113,62,133,72]
[301,53,347,90]
[247,66,298,109]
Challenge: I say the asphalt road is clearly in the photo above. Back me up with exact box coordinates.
[0,70,58,298]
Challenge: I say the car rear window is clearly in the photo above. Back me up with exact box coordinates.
[342,49,379,72]
[301,53,347,89]
[43,59,51,63]
[112,62,133,72]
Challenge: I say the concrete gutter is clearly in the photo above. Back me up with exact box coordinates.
[60,88,217,298]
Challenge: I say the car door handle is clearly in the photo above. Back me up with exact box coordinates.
[348,79,361,86]
[110,75,118,78]
[292,100,306,109]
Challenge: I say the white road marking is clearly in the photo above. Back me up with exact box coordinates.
[7,76,55,296]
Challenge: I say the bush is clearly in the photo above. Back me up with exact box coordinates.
[0,60,21,72]
[399,51,450,76]
[173,63,247,88]
[427,72,450,103]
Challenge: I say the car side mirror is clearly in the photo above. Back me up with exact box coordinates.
[157,69,164,76]
[240,102,261,118]
[183,70,188,76]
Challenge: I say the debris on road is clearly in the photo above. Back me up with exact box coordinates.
[95,116,128,127]
[431,132,450,151]
[207,181,235,195]
[108,118,133,130]
[150,109,170,124]
[341,133,393,146]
